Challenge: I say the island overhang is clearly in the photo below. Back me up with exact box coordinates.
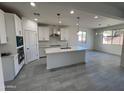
[45,46,86,70]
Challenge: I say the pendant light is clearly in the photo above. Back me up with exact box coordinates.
[77,17,83,35]
[57,13,62,24]
[57,13,61,33]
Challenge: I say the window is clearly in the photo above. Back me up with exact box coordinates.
[112,30,123,45]
[103,30,123,45]
[103,31,112,44]
[77,31,86,42]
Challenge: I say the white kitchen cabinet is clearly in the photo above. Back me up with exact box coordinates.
[0,57,5,90]
[14,15,23,36]
[61,28,68,41]
[38,27,49,41]
[2,55,15,82]
[1,54,24,81]
[0,9,7,44]
[2,13,24,54]
[14,54,19,76]
[39,47,46,57]
[45,47,86,70]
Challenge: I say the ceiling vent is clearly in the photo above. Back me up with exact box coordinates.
[33,12,40,16]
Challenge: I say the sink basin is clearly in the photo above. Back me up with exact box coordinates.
[60,47,71,49]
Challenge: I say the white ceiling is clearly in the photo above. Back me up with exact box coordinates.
[105,3,124,11]
[1,2,124,29]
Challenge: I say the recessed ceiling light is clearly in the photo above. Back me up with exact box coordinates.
[59,20,62,24]
[96,33,98,35]
[57,31,61,35]
[30,2,36,7]
[34,18,38,21]
[76,23,79,26]
[70,10,74,14]
[94,16,98,19]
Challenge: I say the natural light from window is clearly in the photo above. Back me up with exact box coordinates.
[77,31,86,42]
[103,30,123,45]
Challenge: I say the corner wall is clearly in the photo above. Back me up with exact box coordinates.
[68,26,94,49]
[94,24,124,56]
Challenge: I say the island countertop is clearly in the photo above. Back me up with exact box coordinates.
[45,46,87,54]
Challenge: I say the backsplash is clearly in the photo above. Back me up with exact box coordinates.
[39,36,68,48]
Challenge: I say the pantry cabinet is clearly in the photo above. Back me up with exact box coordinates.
[0,9,7,44]
[1,54,24,81]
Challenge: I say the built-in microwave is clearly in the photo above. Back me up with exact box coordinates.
[16,36,24,47]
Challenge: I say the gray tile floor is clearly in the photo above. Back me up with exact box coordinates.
[5,50,124,91]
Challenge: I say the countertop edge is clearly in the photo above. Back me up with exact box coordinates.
[45,48,87,55]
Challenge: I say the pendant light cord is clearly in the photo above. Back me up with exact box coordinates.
[77,17,80,32]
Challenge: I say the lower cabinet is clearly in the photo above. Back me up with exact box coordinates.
[1,54,24,81]
[38,27,49,41]
[39,47,46,57]
[14,54,19,76]
[0,57,5,90]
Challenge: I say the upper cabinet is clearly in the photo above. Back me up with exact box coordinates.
[60,28,68,41]
[38,27,49,41]
[0,9,7,44]
[14,15,23,36]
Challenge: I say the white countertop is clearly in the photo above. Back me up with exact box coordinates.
[1,53,18,58]
[45,46,87,54]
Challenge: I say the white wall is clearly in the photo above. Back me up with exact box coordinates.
[94,24,124,56]
[68,26,94,49]
[0,13,17,54]
[22,18,37,31]
[39,26,94,50]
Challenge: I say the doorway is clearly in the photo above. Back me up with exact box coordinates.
[24,30,39,64]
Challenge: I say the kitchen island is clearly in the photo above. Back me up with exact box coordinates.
[45,46,87,69]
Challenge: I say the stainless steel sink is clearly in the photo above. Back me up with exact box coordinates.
[60,47,71,49]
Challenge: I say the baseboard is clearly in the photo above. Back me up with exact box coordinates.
[40,56,46,58]
[120,63,124,68]
[86,49,95,51]
[93,49,121,57]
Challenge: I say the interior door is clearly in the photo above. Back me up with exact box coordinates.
[24,30,39,64]
[25,31,31,63]
[30,31,38,61]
